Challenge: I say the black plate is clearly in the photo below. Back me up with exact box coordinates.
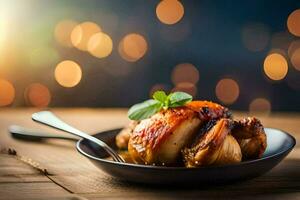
[76,128,296,184]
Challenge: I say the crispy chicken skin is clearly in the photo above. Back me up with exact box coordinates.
[186,101,231,120]
[183,118,242,167]
[232,117,267,159]
[128,101,230,165]
[128,107,201,165]
[124,100,266,167]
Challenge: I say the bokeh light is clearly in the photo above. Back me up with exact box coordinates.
[1,1,299,111]
[54,20,78,47]
[288,40,300,71]
[215,78,239,105]
[171,63,199,84]
[71,22,101,51]
[288,40,300,57]
[149,83,169,97]
[118,33,148,62]
[291,48,300,71]
[172,82,197,97]
[249,98,271,115]
[241,23,270,52]
[87,32,113,58]
[0,79,15,106]
[287,9,300,37]
[263,53,288,80]
[156,0,184,25]
[55,60,82,87]
[24,83,51,107]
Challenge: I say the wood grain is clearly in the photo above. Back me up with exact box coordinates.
[0,152,86,200]
[0,108,299,199]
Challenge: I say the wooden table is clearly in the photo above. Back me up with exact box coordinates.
[0,108,299,200]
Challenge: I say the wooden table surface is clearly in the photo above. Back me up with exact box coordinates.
[0,108,299,200]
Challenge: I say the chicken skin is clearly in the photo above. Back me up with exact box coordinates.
[119,100,267,167]
[182,118,242,167]
[186,101,231,120]
[128,101,230,165]
[232,117,267,159]
[128,107,201,165]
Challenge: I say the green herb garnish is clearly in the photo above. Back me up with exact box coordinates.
[128,91,192,120]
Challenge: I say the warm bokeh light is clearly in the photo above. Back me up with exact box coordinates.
[118,33,148,62]
[171,63,199,84]
[156,0,184,25]
[54,20,78,47]
[149,84,169,97]
[0,79,15,106]
[172,82,197,97]
[263,53,288,80]
[289,40,300,71]
[242,23,270,52]
[287,9,300,37]
[55,60,82,87]
[87,32,113,58]
[291,48,300,71]
[249,98,271,115]
[215,78,239,105]
[71,22,101,51]
[288,40,300,57]
[24,83,51,107]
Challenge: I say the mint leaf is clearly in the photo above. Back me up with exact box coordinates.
[128,99,162,120]
[153,91,167,103]
[169,92,192,107]
[128,91,193,120]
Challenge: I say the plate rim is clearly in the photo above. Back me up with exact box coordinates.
[76,127,296,170]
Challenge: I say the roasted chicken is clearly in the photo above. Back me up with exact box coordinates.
[232,117,267,159]
[128,107,201,165]
[183,118,242,167]
[116,100,267,167]
[127,101,230,165]
[116,121,138,149]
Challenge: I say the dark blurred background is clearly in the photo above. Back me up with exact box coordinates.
[0,0,300,113]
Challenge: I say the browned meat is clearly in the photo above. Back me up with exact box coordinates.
[116,121,139,149]
[182,118,242,167]
[128,101,230,165]
[232,117,267,159]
